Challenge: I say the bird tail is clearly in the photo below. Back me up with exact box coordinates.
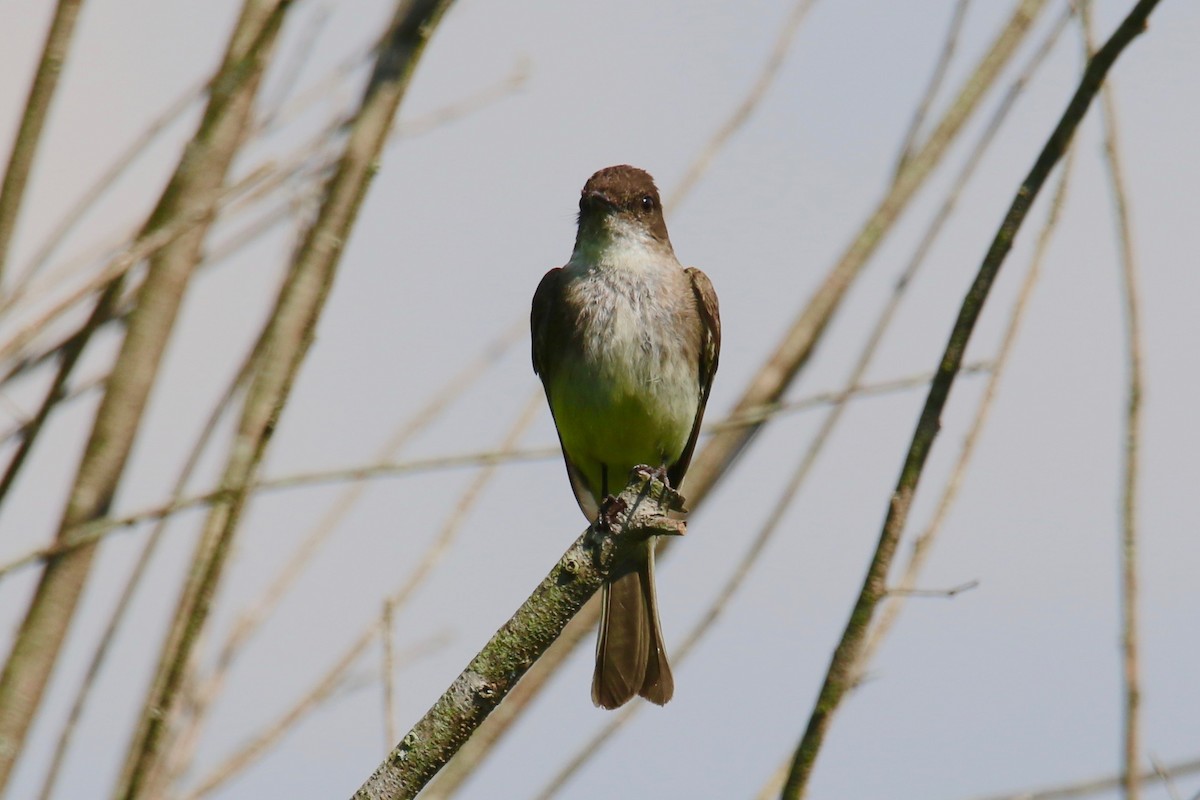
[592,542,674,709]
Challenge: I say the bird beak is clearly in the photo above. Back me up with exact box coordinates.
[583,190,616,211]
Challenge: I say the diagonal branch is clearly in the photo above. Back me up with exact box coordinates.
[353,470,686,800]
[111,1,456,796]
[778,1,1163,796]
[0,0,86,287]
[0,1,289,789]
[966,754,1200,800]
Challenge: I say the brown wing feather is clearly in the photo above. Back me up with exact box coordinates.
[531,267,601,518]
[668,267,721,489]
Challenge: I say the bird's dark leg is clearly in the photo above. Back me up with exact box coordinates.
[651,459,671,488]
[596,464,626,532]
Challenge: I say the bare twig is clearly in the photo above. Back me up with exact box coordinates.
[168,367,536,787]
[0,161,274,371]
[0,364,988,581]
[112,1,454,795]
[9,77,206,299]
[209,318,523,675]
[394,57,530,138]
[0,278,124,513]
[0,2,287,788]
[158,321,524,781]
[258,5,332,127]
[780,2,1161,795]
[894,0,972,175]
[856,138,1077,687]
[34,332,262,800]
[0,370,105,448]
[1079,5,1146,797]
[179,634,451,800]
[966,754,1200,800]
[884,580,978,598]
[382,601,398,753]
[680,0,1049,509]
[1150,757,1184,800]
[666,0,819,215]
[0,0,86,287]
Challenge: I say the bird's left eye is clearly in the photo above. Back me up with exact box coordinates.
[640,195,654,211]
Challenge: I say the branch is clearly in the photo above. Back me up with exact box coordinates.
[8,76,205,299]
[966,754,1200,800]
[353,469,685,800]
[852,8,1077,690]
[1079,4,1147,797]
[893,0,972,175]
[112,1,455,795]
[166,378,538,793]
[679,0,1049,508]
[33,329,262,800]
[665,0,818,215]
[779,1,1163,796]
[0,1,289,788]
[0,0,86,287]
[0,365,991,582]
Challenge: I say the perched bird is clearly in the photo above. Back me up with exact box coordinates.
[531,165,720,709]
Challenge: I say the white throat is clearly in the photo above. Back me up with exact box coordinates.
[569,215,677,274]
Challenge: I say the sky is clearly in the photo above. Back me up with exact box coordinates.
[0,0,1197,798]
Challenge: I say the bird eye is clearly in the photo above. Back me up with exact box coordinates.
[640,195,654,211]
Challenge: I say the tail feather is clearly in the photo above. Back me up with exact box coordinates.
[592,544,674,709]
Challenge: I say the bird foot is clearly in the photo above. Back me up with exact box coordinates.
[631,464,687,516]
[595,494,629,534]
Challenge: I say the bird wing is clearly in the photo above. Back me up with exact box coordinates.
[668,267,721,490]
[531,267,601,518]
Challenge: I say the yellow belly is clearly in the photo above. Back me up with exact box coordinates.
[549,359,696,502]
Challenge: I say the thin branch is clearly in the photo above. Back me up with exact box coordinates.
[966,755,1200,800]
[894,0,972,176]
[354,471,687,800]
[112,2,454,795]
[856,135,1078,687]
[168,374,536,789]
[884,580,978,598]
[1080,5,1146,797]
[1150,757,1184,800]
[159,322,523,781]
[0,1,288,788]
[0,161,275,370]
[201,318,523,683]
[393,57,530,138]
[0,365,989,581]
[382,601,398,754]
[665,0,819,215]
[179,634,451,800]
[679,0,1050,511]
[33,331,262,800]
[780,2,1162,795]
[0,0,86,287]
[0,370,105,448]
[257,5,332,127]
[0,278,124,514]
[8,77,207,300]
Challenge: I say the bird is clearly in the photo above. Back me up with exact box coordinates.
[531,165,720,709]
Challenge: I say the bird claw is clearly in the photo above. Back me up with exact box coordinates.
[631,464,686,516]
